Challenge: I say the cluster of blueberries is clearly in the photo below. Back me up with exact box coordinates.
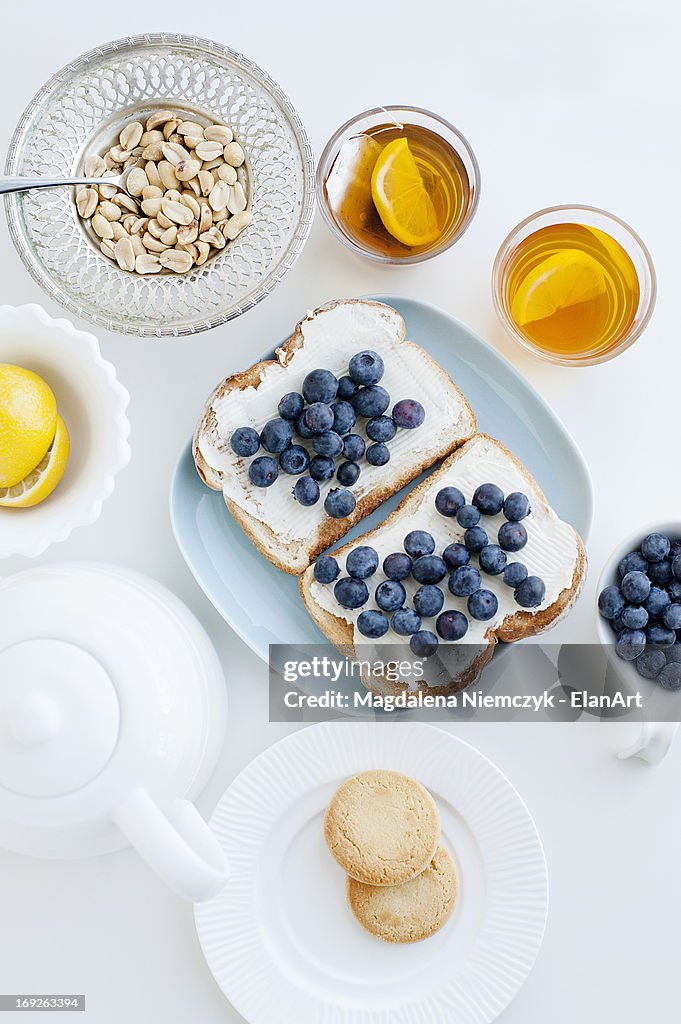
[230,350,425,520]
[313,480,546,658]
[598,532,681,691]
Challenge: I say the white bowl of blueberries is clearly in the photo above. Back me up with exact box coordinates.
[597,525,681,692]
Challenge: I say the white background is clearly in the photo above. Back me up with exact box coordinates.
[1,1,679,1021]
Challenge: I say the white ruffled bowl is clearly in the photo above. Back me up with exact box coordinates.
[0,305,130,558]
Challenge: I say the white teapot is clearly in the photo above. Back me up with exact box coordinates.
[0,563,228,901]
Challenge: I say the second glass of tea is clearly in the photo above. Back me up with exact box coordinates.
[493,206,656,366]
[317,106,480,264]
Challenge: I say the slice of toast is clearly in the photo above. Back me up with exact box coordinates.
[300,434,587,695]
[194,299,476,574]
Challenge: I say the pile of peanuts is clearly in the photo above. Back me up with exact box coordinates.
[75,109,252,275]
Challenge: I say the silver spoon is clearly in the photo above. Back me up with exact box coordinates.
[0,170,131,196]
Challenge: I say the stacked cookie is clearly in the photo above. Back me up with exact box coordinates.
[324,769,457,943]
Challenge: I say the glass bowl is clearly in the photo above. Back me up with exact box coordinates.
[316,105,480,265]
[492,205,656,366]
[4,34,315,338]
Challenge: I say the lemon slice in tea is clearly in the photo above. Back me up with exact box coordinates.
[512,249,608,327]
[371,138,441,247]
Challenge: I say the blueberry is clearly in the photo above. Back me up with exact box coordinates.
[346,546,379,579]
[348,350,384,385]
[410,631,439,657]
[302,368,338,404]
[312,431,344,458]
[343,434,365,461]
[392,608,422,636]
[659,663,681,692]
[503,491,531,522]
[279,444,310,475]
[336,461,360,487]
[313,554,339,584]
[412,555,447,585]
[641,532,670,563]
[615,629,646,661]
[672,554,681,582]
[670,541,681,562]
[294,412,315,440]
[443,543,470,570]
[436,610,469,641]
[357,609,389,639]
[413,585,445,618]
[479,544,507,575]
[337,375,359,400]
[644,587,671,619]
[666,644,681,665]
[366,443,390,466]
[366,415,397,442]
[649,560,673,586]
[670,581,681,602]
[646,624,676,647]
[334,576,369,609]
[464,526,489,553]
[352,385,390,418]
[435,487,466,518]
[278,392,304,421]
[383,553,413,581]
[302,402,334,435]
[498,521,528,552]
[503,562,528,588]
[293,476,319,506]
[621,605,649,630]
[309,455,336,481]
[611,614,626,635]
[516,576,547,609]
[404,531,435,558]
[260,418,293,454]
[330,400,355,435]
[619,551,648,577]
[621,570,651,604]
[230,426,260,457]
[324,488,356,519]
[375,579,406,612]
[468,589,499,621]
[636,649,666,679]
[456,504,480,529]
[392,399,425,429]
[473,483,504,516]
[599,585,625,620]
[663,604,681,630]
[449,565,482,597]
[248,456,278,487]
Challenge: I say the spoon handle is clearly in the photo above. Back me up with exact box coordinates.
[0,176,115,195]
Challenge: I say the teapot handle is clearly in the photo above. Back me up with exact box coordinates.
[112,788,229,902]
[617,721,680,765]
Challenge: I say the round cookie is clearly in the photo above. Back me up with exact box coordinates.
[324,769,440,885]
[347,845,458,943]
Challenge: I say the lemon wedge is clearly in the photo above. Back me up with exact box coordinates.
[371,138,441,247]
[0,415,70,508]
[0,364,58,487]
[512,250,608,327]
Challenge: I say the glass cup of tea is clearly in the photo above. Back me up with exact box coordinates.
[492,205,656,366]
[317,106,481,264]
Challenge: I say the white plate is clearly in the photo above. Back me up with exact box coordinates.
[195,723,548,1024]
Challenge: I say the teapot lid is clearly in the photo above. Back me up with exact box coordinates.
[0,639,119,798]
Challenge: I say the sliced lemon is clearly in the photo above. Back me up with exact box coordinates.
[0,364,58,487]
[512,249,608,327]
[371,138,441,247]
[0,415,70,508]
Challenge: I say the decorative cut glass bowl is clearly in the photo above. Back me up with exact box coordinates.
[4,34,315,337]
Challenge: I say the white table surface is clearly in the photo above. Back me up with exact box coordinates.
[1,1,679,1020]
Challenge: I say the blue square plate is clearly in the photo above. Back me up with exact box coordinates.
[170,295,593,659]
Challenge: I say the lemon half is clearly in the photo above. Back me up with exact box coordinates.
[0,415,70,508]
[0,364,58,487]
[371,138,441,247]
